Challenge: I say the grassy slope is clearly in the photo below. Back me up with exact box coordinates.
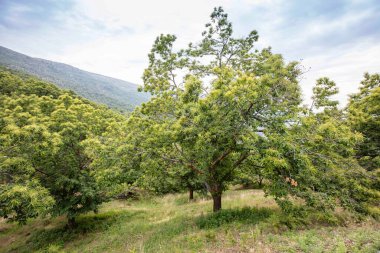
[0,190,379,253]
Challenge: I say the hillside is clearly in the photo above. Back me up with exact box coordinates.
[0,46,149,111]
[1,189,379,252]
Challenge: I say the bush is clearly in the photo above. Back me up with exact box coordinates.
[196,207,273,229]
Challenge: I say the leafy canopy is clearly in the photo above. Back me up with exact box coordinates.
[129,7,379,214]
[0,69,124,224]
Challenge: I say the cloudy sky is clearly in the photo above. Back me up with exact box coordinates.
[0,0,379,105]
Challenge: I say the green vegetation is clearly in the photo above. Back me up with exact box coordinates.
[0,6,379,253]
[0,46,149,111]
[348,73,380,172]
[119,7,378,214]
[1,189,379,253]
[0,69,125,225]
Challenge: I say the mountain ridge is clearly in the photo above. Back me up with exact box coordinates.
[0,46,149,110]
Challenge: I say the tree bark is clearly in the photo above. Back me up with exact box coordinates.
[212,194,222,212]
[189,187,194,201]
[258,176,263,188]
[67,217,77,229]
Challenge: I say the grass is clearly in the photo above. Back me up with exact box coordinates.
[0,189,379,253]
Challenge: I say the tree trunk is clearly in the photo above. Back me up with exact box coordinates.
[67,216,77,229]
[189,187,194,201]
[258,175,263,188]
[212,194,222,212]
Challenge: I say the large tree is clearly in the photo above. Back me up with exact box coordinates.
[136,7,377,214]
[139,7,301,211]
[0,70,122,225]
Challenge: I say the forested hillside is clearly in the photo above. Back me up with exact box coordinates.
[0,7,379,253]
[0,46,149,111]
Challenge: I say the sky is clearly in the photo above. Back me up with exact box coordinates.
[0,0,379,105]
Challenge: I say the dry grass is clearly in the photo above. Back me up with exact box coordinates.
[0,189,379,253]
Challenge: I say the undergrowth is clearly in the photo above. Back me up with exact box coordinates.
[1,189,379,253]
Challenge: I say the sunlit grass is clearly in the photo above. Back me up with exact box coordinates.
[1,189,379,253]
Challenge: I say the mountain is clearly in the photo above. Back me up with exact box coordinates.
[0,46,149,111]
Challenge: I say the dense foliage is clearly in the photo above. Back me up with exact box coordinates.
[0,69,124,225]
[348,73,380,171]
[131,7,379,213]
[0,7,378,227]
[265,77,377,214]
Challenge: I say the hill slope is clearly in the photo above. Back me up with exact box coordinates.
[0,189,379,252]
[0,46,148,110]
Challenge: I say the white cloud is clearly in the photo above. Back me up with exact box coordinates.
[1,0,379,106]
[52,0,287,84]
[300,42,380,106]
[53,0,234,83]
[74,0,229,34]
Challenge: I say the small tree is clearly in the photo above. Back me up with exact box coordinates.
[262,77,377,214]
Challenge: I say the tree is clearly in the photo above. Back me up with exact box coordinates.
[136,8,378,214]
[348,73,380,171]
[0,70,122,226]
[262,77,377,214]
[138,7,302,211]
[83,116,147,199]
[0,95,56,223]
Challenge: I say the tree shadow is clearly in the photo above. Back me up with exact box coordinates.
[10,210,146,253]
[195,207,274,229]
[174,194,212,206]
[142,207,275,251]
